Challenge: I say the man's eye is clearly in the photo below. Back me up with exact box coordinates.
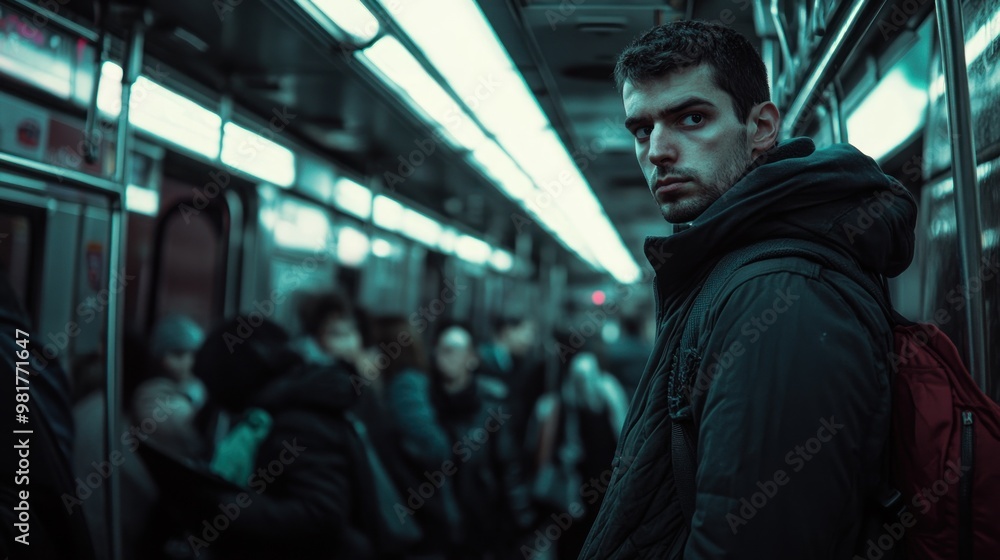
[681,113,704,126]
[634,126,652,140]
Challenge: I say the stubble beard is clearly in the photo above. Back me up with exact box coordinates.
[652,130,754,224]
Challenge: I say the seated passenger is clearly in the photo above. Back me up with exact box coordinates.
[131,314,207,457]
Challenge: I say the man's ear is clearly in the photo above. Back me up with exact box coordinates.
[748,101,780,157]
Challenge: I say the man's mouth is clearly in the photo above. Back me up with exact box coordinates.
[654,177,691,199]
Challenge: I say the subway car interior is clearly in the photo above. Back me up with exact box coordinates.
[0,0,998,558]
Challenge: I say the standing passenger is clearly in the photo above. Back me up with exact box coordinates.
[430,322,534,559]
[580,20,917,559]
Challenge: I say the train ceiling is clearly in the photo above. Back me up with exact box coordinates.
[50,0,762,284]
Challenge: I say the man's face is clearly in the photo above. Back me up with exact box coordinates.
[623,64,755,224]
[435,326,477,384]
[318,317,362,363]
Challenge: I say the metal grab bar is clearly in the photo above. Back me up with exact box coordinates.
[934,0,989,394]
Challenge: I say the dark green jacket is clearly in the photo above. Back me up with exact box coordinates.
[580,138,917,559]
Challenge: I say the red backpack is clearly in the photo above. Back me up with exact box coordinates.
[888,321,1000,559]
[668,239,1000,560]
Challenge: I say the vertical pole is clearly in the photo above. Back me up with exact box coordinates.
[106,11,146,560]
[934,0,988,393]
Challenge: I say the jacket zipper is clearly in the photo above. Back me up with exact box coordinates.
[959,410,974,560]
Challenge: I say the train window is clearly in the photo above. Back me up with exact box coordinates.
[0,211,34,308]
[844,18,933,162]
[153,205,226,329]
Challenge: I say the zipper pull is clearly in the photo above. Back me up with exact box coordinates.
[962,410,973,425]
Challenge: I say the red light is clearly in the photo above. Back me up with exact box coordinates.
[591,290,606,305]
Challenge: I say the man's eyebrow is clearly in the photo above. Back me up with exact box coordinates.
[624,96,718,129]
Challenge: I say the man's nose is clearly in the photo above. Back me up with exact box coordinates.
[647,127,678,168]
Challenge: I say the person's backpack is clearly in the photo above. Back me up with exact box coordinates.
[667,238,1000,559]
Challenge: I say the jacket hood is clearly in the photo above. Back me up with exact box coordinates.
[255,363,360,414]
[645,137,918,293]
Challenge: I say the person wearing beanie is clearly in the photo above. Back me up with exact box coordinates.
[131,314,208,457]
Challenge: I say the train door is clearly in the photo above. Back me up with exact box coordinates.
[0,174,122,560]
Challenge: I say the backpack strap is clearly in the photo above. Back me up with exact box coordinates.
[669,238,896,529]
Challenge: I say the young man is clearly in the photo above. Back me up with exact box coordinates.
[579,21,917,559]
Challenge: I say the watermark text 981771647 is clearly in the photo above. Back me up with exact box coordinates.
[13,328,33,546]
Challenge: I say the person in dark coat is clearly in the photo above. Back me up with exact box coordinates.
[371,316,463,559]
[430,322,534,559]
[579,21,917,559]
[147,316,388,559]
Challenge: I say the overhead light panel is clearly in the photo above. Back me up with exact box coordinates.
[98,61,221,159]
[338,225,370,266]
[222,122,296,187]
[400,208,443,246]
[332,177,374,219]
[357,36,486,151]
[125,184,159,216]
[296,0,380,44]
[373,195,405,230]
[370,0,641,283]
[455,234,491,265]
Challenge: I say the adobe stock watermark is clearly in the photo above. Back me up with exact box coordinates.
[179,105,296,223]
[549,283,636,363]
[350,276,468,393]
[853,459,970,560]
[683,287,800,403]
[35,267,135,368]
[520,456,636,559]
[222,237,335,353]
[187,438,308,556]
[725,416,845,534]
[393,406,512,522]
[382,73,502,191]
[61,395,186,513]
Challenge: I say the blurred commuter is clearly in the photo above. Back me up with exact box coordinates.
[604,313,652,402]
[527,340,626,560]
[291,290,365,367]
[130,314,207,457]
[372,316,463,558]
[0,270,96,560]
[430,322,534,559]
[478,314,543,465]
[146,315,404,559]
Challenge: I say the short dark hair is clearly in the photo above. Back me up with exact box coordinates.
[614,20,770,123]
[299,291,353,337]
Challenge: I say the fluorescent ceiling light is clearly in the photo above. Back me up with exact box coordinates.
[846,68,926,161]
[332,177,373,219]
[358,36,486,151]
[274,200,331,251]
[438,228,458,253]
[98,62,222,159]
[400,208,443,246]
[489,249,513,272]
[302,0,380,43]
[375,0,549,141]
[125,184,158,216]
[371,237,396,258]
[362,1,640,282]
[455,234,491,265]
[373,195,405,230]
[338,225,370,266]
[222,123,296,187]
[471,142,534,202]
